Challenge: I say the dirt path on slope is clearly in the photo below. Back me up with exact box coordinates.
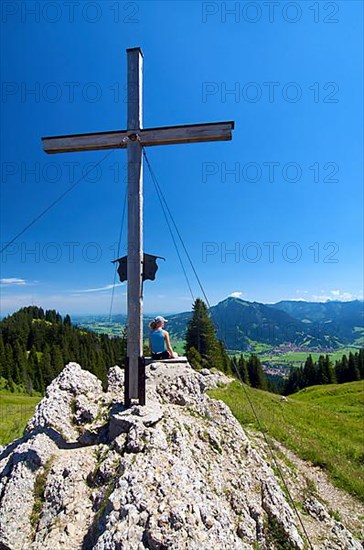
[248,430,364,546]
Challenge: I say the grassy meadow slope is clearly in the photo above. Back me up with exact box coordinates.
[0,393,41,446]
[208,380,364,503]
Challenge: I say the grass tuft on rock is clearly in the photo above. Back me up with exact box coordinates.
[30,456,56,534]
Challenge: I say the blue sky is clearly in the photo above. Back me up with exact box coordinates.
[0,0,363,316]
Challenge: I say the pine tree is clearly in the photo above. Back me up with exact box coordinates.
[40,344,55,387]
[63,314,71,327]
[27,321,47,351]
[33,356,45,394]
[358,349,364,379]
[3,343,14,382]
[336,354,349,383]
[347,352,360,381]
[116,326,128,368]
[79,343,89,370]
[285,366,304,395]
[247,354,267,390]
[27,346,39,394]
[316,355,328,384]
[335,359,342,383]
[324,354,336,384]
[186,299,215,357]
[12,341,26,385]
[45,310,58,324]
[95,350,107,387]
[303,355,316,388]
[88,347,98,375]
[0,332,6,379]
[237,354,249,384]
[217,340,231,374]
[186,346,203,369]
[185,298,226,371]
[51,345,64,375]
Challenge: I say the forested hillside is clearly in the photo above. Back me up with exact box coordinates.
[270,299,364,344]
[167,297,364,349]
[0,306,126,394]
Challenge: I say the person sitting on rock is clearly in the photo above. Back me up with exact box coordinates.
[148,316,175,359]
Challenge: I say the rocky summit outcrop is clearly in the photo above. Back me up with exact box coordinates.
[0,362,362,549]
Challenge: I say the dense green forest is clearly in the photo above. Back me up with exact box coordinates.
[284,350,364,394]
[0,306,126,394]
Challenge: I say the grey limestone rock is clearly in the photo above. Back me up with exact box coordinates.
[0,360,362,550]
[25,362,104,442]
[106,365,125,398]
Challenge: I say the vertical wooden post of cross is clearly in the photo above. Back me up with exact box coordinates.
[125,47,144,406]
[41,46,234,407]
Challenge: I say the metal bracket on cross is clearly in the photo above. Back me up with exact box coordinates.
[112,254,165,283]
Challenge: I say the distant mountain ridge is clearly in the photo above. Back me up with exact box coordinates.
[269,300,364,343]
[166,298,363,350]
[74,298,364,351]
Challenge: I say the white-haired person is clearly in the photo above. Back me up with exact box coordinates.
[148,315,176,360]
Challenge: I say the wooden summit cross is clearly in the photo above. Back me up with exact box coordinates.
[42,47,234,406]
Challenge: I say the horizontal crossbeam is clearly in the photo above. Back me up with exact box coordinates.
[140,121,234,147]
[42,121,234,154]
[42,130,129,154]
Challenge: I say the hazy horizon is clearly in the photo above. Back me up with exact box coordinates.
[1,295,363,320]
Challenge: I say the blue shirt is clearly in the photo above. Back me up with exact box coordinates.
[150,329,166,353]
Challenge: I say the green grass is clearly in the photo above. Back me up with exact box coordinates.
[171,339,186,355]
[259,347,362,366]
[0,393,42,446]
[208,380,364,502]
[76,321,125,336]
[30,455,55,531]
